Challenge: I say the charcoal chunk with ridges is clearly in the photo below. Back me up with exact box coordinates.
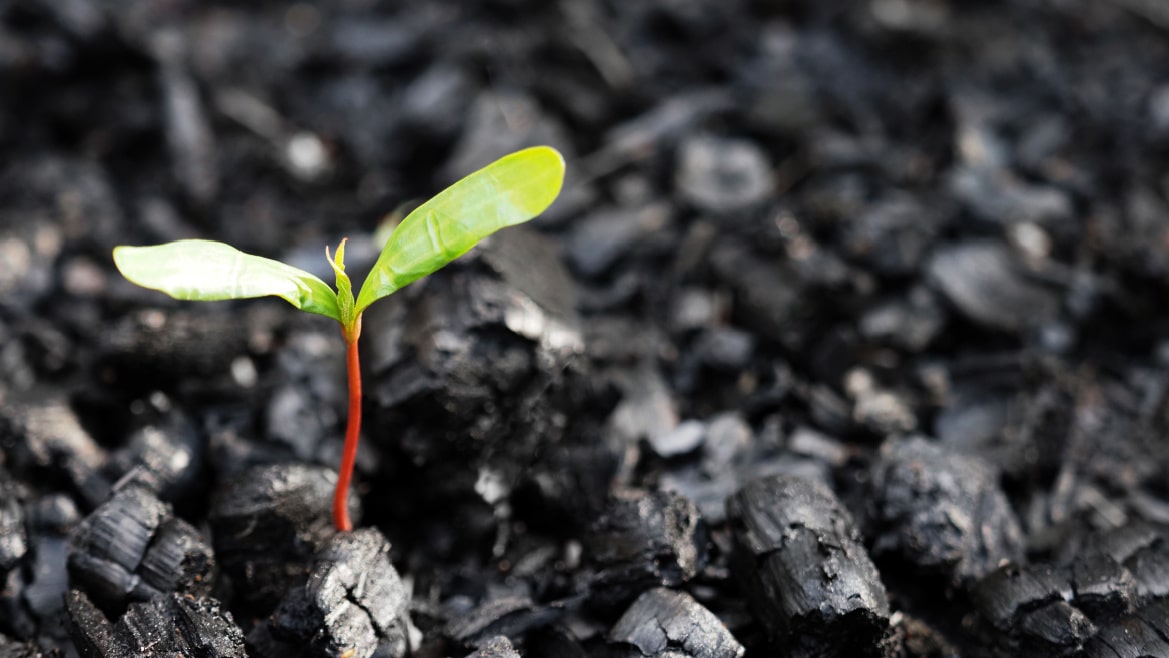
[866,437,1024,586]
[208,463,349,612]
[1084,599,1169,658]
[606,587,744,658]
[67,589,245,658]
[726,475,890,656]
[586,488,707,605]
[257,528,411,658]
[67,483,213,616]
[103,410,204,504]
[364,228,598,527]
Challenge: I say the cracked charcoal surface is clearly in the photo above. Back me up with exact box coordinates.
[585,488,707,605]
[67,589,245,658]
[607,587,744,658]
[726,475,890,656]
[866,437,1023,586]
[972,522,1169,654]
[259,528,411,658]
[208,463,345,612]
[67,482,213,616]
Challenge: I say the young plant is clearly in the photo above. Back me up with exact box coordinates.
[113,146,565,531]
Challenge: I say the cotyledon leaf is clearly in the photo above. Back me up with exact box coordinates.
[112,239,342,321]
[354,145,565,314]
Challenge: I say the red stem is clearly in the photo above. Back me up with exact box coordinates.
[333,319,363,532]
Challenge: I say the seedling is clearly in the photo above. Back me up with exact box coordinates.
[113,146,565,531]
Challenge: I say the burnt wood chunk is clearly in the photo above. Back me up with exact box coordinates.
[1084,600,1169,658]
[364,227,591,512]
[67,483,213,616]
[208,464,344,612]
[67,589,245,658]
[726,475,890,656]
[261,528,412,658]
[868,437,1023,585]
[586,489,707,603]
[607,587,744,658]
[0,391,109,507]
[446,596,564,649]
[103,411,204,503]
[463,636,521,658]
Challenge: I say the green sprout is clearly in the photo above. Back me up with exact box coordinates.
[113,146,566,531]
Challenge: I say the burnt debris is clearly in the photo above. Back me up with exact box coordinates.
[606,587,744,658]
[208,463,346,612]
[726,475,890,656]
[866,437,1024,587]
[67,482,213,617]
[585,488,708,605]
[67,589,245,658]
[254,528,413,658]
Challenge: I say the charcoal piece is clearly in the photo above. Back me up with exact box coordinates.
[1015,600,1096,654]
[446,597,565,648]
[0,391,108,507]
[365,228,591,512]
[67,589,245,658]
[649,420,705,458]
[926,242,1059,333]
[608,365,680,469]
[607,588,744,658]
[68,483,213,615]
[1085,600,1169,658]
[858,288,945,352]
[208,463,344,611]
[442,90,579,222]
[0,469,26,572]
[463,636,520,658]
[98,308,250,387]
[152,29,218,205]
[691,327,755,372]
[948,165,1071,226]
[565,203,672,278]
[841,194,939,276]
[725,475,890,655]
[675,134,772,215]
[19,495,77,640]
[707,241,809,350]
[973,564,1070,631]
[586,489,707,603]
[867,437,1023,585]
[260,528,411,658]
[103,411,204,503]
[1070,554,1137,620]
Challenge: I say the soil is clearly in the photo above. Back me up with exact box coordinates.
[4,1,1169,657]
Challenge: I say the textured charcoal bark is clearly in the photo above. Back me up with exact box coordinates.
[67,482,213,616]
[255,528,412,658]
[67,589,245,658]
[866,437,1024,586]
[208,463,345,612]
[585,488,708,605]
[972,522,1169,653]
[1084,599,1169,658]
[363,228,601,522]
[606,587,744,658]
[98,308,252,387]
[445,596,566,650]
[726,475,890,656]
